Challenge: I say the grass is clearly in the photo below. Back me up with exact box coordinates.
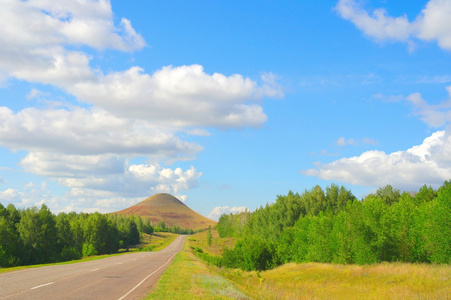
[0,232,178,274]
[148,230,451,300]
[187,229,237,257]
[141,232,178,252]
[220,262,451,300]
[144,240,249,300]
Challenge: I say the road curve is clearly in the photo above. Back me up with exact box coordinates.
[0,235,186,300]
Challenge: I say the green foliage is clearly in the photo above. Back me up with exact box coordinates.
[208,182,451,272]
[206,226,212,247]
[17,205,58,264]
[222,237,277,271]
[426,181,451,263]
[217,210,249,238]
[153,221,194,235]
[0,204,154,268]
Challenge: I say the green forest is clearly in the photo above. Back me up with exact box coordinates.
[204,182,451,271]
[0,204,154,268]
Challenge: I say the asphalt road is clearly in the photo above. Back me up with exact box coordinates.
[0,235,186,300]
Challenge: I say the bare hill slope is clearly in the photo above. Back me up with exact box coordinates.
[113,193,216,230]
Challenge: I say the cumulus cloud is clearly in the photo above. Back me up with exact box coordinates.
[0,0,283,212]
[19,151,201,197]
[302,130,451,190]
[0,1,281,130]
[208,206,248,221]
[72,65,281,128]
[0,0,144,51]
[0,182,58,208]
[0,0,144,86]
[416,0,451,50]
[0,106,202,158]
[336,0,451,51]
[10,154,202,211]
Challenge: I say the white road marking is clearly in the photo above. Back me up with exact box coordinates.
[117,237,181,300]
[30,282,54,290]
[90,268,100,272]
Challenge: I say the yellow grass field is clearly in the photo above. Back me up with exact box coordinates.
[220,262,450,300]
[146,230,451,300]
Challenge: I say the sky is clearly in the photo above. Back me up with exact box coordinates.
[1,0,451,220]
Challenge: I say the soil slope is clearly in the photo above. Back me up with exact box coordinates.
[113,193,216,230]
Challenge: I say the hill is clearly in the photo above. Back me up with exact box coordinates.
[113,193,217,230]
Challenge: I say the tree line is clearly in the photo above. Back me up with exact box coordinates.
[0,204,154,268]
[208,182,450,271]
[153,220,196,235]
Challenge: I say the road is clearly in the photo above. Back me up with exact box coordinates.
[0,235,186,300]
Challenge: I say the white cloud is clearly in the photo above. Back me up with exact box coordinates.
[1,160,201,212]
[72,65,281,129]
[19,152,201,198]
[208,206,248,221]
[0,0,283,212]
[336,0,451,51]
[406,88,451,127]
[0,1,281,130]
[417,0,451,50]
[362,137,378,146]
[335,137,358,146]
[335,137,378,146]
[336,0,415,41]
[0,0,144,87]
[0,184,144,213]
[0,182,58,208]
[0,188,20,202]
[302,130,451,190]
[0,0,145,51]
[0,106,202,158]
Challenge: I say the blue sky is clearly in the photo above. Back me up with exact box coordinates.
[1,0,451,220]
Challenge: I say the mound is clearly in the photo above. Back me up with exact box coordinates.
[113,193,216,230]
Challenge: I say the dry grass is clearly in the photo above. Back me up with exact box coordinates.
[220,262,451,300]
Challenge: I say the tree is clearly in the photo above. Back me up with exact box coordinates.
[157,220,167,231]
[374,185,401,206]
[17,205,58,264]
[414,185,436,205]
[306,212,333,263]
[0,216,21,267]
[426,181,451,263]
[83,213,119,256]
[206,226,212,247]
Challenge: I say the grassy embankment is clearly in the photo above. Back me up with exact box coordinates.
[145,230,247,299]
[146,230,451,300]
[0,232,177,274]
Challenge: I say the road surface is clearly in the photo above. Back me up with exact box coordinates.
[0,235,186,300]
